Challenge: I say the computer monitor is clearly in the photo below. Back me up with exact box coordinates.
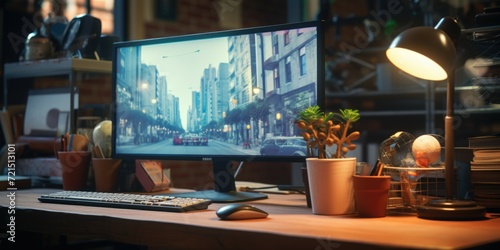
[111,21,325,202]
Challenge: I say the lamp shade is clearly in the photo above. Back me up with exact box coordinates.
[386,27,456,81]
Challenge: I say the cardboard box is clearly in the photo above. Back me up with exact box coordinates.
[135,160,170,192]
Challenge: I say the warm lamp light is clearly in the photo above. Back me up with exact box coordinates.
[386,47,448,80]
[386,17,485,220]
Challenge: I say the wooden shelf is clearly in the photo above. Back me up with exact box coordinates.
[4,58,111,79]
[3,58,112,133]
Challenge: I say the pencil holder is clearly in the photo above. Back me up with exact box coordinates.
[58,151,91,190]
[92,158,123,192]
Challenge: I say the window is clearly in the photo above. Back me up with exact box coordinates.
[297,28,304,36]
[284,31,290,45]
[273,68,280,89]
[64,0,115,34]
[299,47,307,76]
[272,35,279,55]
[242,89,249,104]
[285,56,292,83]
[241,75,246,86]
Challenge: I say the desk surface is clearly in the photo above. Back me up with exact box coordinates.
[1,188,499,250]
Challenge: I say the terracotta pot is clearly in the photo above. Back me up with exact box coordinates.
[58,151,91,190]
[353,175,391,217]
[306,157,356,215]
[92,158,122,192]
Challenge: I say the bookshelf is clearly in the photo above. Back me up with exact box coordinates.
[3,58,112,133]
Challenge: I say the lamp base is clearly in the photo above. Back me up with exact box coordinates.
[417,199,486,220]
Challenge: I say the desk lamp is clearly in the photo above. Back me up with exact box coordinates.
[386,17,486,220]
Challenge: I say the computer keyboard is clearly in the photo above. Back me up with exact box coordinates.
[38,190,212,212]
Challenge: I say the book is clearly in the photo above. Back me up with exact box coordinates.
[473,149,500,157]
[0,111,15,144]
[471,148,500,167]
[135,160,170,192]
[473,157,500,164]
[469,135,500,209]
[472,182,500,208]
[470,169,500,183]
[468,134,500,149]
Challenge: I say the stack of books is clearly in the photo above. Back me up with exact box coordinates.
[468,135,500,210]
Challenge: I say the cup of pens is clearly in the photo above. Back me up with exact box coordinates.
[58,134,91,190]
[91,144,122,192]
[352,161,391,218]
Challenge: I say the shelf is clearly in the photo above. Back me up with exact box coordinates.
[327,84,500,98]
[454,106,500,115]
[357,106,500,117]
[359,110,428,116]
[462,25,500,34]
[326,89,427,98]
[4,58,112,79]
[324,22,500,147]
[3,58,112,133]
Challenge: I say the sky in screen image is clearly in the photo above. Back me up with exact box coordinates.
[140,37,229,129]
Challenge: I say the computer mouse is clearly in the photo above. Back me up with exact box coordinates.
[216,203,269,220]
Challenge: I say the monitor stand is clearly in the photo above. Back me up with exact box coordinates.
[169,159,268,203]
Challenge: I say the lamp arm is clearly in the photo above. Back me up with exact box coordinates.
[444,70,455,200]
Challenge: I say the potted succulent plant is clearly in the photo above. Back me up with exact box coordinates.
[296,106,360,159]
[295,106,361,215]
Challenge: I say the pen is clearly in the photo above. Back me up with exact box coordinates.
[369,160,385,176]
[64,133,69,151]
[61,135,66,152]
[68,134,74,151]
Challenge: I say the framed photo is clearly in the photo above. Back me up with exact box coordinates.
[24,88,78,137]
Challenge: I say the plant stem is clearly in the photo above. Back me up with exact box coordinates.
[335,120,351,158]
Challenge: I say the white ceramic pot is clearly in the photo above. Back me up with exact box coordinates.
[306,157,356,215]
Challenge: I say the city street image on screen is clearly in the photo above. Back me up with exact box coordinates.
[114,25,319,158]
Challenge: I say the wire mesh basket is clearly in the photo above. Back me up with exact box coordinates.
[383,166,446,214]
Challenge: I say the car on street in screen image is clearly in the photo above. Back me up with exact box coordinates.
[173,134,183,145]
[182,133,208,146]
[260,136,307,156]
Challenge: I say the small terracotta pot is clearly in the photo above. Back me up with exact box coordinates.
[58,151,91,190]
[353,175,391,218]
[92,158,122,192]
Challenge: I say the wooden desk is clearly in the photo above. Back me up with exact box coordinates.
[1,188,499,250]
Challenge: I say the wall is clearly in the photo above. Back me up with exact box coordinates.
[128,0,288,40]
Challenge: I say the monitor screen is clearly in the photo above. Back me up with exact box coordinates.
[112,21,325,202]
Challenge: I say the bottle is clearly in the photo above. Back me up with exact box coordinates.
[24,26,54,61]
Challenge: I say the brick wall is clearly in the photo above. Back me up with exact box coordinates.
[144,0,287,38]
[33,75,112,106]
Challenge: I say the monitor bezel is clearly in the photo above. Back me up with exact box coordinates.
[111,20,326,164]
